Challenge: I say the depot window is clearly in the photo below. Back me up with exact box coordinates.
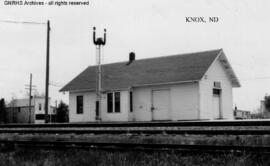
[76,96,83,114]
[107,92,121,113]
[213,88,221,95]
[130,91,133,112]
[39,103,42,111]
[107,93,113,113]
[36,114,45,120]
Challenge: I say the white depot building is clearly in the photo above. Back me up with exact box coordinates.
[60,49,240,122]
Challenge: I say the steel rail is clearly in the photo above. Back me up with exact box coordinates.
[1,140,270,153]
[0,120,270,128]
[0,129,270,135]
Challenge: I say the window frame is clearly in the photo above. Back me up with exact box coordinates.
[36,114,45,120]
[107,93,113,113]
[114,92,121,113]
[107,92,121,113]
[76,95,84,114]
[213,81,221,89]
[213,88,221,95]
[130,91,133,112]
[38,103,42,111]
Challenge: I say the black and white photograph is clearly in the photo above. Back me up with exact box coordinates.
[0,0,270,165]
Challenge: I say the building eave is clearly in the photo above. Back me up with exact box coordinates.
[218,50,241,87]
[62,80,200,93]
[200,49,241,88]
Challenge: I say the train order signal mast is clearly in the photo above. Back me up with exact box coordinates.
[93,27,106,121]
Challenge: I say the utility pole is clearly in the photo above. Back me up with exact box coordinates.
[28,73,32,123]
[55,100,57,113]
[25,74,37,123]
[45,20,50,123]
[93,27,106,121]
[0,19,48,122]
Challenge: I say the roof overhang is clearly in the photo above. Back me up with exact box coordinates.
[67,88,131,93]
[64,80,200,93]
[218,50,241,87]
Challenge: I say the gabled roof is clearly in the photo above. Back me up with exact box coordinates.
[7,99,34,107]
[60,49,240,92]
[6,97,50,108]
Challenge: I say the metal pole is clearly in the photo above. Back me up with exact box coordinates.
[95,45,101,120]
[93,27,106,121]
[98,45,101,120]
[28,73,32,123]
[45,20,50,123]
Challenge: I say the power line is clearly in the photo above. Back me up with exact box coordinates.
[49,82,63,87]
[207,76,270,81]
[50,80,65,85]
[240,77,270,81]
[1,19,50,123]
[0,20,46,25]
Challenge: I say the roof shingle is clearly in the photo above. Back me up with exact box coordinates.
[60,49,231,92]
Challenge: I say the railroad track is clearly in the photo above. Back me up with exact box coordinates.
[0,120,270,135]
[0,120,270,128]
[0,140,269,154]
[0,121,269,154]
[0,129,270,135]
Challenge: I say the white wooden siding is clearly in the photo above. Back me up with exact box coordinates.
[170,83,199,120]
[69,92,96,122]
[132,83,199,121]
[199,58,233,120]
[101,91,129,121]
[69,91,129,122]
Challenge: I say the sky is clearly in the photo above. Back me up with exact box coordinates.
[0,0,270,111]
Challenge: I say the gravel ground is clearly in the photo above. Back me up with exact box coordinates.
[0,133,269,146]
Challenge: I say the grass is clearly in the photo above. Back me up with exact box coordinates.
[0,149,269,166]
[0,133,270,165]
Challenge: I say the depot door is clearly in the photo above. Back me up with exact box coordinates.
[212,89,221,119]
[152,89,170,120]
